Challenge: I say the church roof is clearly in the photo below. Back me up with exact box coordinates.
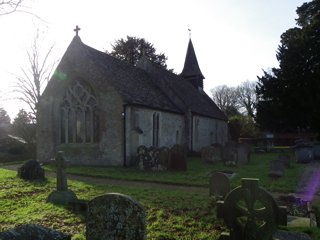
[45,36,227,121]
[180,39,204,79]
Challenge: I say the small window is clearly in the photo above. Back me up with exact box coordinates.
[152,112,160,147]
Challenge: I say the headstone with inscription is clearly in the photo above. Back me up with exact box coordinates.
[86,193,146,240]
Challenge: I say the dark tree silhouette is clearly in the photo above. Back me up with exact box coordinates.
[108,36,168,69]
[256,0,320,133]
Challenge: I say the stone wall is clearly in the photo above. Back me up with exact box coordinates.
[192,115,228,152]
[125,106,185,166]
[37,73,125,166]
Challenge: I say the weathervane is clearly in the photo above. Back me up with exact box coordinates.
[188,28,191,39]
[74,25,81,36]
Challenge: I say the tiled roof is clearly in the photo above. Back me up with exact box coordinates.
[45,36,227,121]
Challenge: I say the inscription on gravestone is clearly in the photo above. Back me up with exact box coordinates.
[86,193,146,240]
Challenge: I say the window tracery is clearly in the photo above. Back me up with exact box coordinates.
[60,80,98,143]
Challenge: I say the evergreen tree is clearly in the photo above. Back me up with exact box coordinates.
[256,0,320,133]
[108,36,168,69]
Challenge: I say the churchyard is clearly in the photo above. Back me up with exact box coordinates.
[1,149,320,239]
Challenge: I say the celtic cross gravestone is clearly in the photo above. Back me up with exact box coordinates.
[217,178,287,240]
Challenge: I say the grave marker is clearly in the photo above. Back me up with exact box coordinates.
[269,160,285,178]
[47,151,77,205]
[86,193,146,240]
[217,178,287,240]
[168,144,187,171]
[209,172,230,199]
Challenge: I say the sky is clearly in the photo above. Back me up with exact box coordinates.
[0,0,308,118]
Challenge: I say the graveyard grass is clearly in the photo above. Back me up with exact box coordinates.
[1,153,320,239]
[47,152,309,193]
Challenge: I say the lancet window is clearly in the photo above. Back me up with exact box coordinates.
[60,80,98,144]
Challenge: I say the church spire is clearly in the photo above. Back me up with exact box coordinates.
[180,38,204,90]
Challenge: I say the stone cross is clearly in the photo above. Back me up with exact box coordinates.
[86,193,146,240]
[74,25,80,36]
[47,151,77,205]
[216,178,287,240]
[53,151,69,191]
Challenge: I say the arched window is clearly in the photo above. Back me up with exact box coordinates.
[60,80,99,144]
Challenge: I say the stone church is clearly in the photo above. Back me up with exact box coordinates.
[37,31,228,166]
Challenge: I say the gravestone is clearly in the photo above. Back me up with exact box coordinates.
[236,143,251,164]
[86,193,146,240]
[158,146,170,170]
[136,145,168,170]
[223,142,238,166]
[217,178,287,240]
[0,224,70,240]
[293,142,313,163]
[168,144,187,171]
[269,160,285,178]
[137,145,152,170]
[47,151,77,205]
[17,159,45,180]
[201,145,222,163]
[209,172,230,199]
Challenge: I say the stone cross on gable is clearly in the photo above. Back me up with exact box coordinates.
[74,25,80,36]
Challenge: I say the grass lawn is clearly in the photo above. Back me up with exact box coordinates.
[47,152,309,193]
[1,152,320,239]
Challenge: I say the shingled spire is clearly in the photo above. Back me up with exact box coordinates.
[180,38,205,90]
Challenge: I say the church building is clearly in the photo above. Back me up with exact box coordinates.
[37,30,228,166]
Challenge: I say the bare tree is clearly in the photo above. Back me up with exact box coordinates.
[236,80,257,119]
[0,0,24,15]
[14,30,57,120]
[210,85,240,116]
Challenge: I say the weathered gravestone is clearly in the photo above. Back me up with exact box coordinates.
[201,145,222,163]
[137,145,151,170]
[86,193,146,240]
[217,178,287,240]
[237,143,251,164]
[168,144,187,171]
[293,142,313,163]
[0,224,70,240]
[47,151,77,205]
[269,160,285,178]
[136,145,169,170]
[17,159,45,180]
[223,142,238,166]
[158,146,170,170]
[209,172,230,199]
